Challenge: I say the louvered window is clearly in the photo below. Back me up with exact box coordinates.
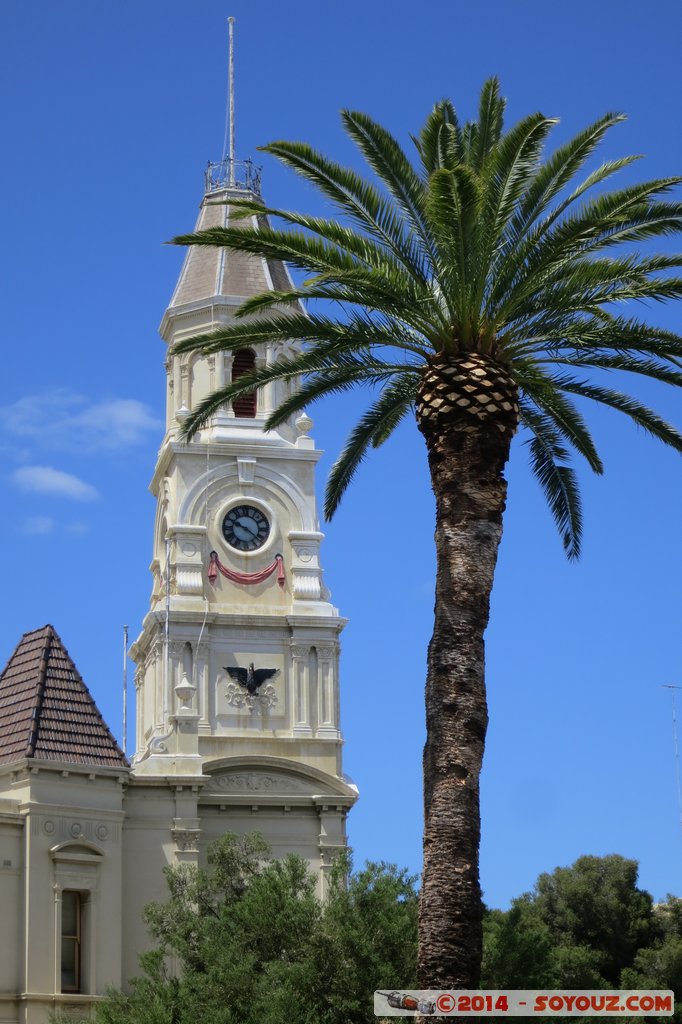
[231,348,257,418]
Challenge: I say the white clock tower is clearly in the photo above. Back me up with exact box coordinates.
[124,160,356,963]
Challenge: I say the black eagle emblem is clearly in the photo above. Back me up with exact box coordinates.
[224,662,279,695]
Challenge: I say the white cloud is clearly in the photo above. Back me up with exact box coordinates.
[0,390,161,453]
[22,516,55,535]
[12,466,99,501]
[64,521,90,536]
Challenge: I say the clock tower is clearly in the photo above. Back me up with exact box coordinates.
[124,160,356,963]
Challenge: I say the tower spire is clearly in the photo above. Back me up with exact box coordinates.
[228,16,235,184]
[209,15,260,196]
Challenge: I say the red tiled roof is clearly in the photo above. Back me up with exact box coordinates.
[0,625,128,768]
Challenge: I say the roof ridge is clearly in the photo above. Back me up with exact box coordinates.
[25,626,53,758]
[0,624,52,680]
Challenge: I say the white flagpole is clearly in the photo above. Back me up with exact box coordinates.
[122,624,128,754]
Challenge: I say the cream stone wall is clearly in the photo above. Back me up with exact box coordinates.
[0,801,23,1024]
[0,765,126,1024]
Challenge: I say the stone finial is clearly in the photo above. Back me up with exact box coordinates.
[295,413,313,436]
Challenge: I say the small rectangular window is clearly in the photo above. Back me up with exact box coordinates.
[61,890,81,993]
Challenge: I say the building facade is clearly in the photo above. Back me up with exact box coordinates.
[0,160,356,1023]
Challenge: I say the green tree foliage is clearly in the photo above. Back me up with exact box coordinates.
[484,855,656,988]
[92,833,417,1024]
[531,855,656,985]
[621,897,682,1023]
[483,855,680,1023]
[52,849,681,1024]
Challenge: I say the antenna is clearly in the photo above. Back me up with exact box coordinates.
[122,624,128,754]
[662,684,682,838]
[222,17,236,183]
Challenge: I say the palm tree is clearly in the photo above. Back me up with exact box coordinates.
[170,79,682,989]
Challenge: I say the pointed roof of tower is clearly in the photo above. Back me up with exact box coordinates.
[0,625,128,768]
[164,173,293,326]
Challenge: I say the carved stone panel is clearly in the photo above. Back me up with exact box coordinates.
[216,654,285,719]
[203,770,316,796]
[224,681,278,711]
[171,827,201,853]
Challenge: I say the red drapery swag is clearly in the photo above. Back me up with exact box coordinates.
[208,550,285,589]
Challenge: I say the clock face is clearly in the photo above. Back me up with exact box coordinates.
[222,505,270,552]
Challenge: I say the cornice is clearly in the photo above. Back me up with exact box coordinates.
[159,296,246,340]
[150,440,323,494]
[0,758,129,781]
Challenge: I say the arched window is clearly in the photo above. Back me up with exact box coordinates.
[231,348,257,418]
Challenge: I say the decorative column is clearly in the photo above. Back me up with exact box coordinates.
[291,644,312,737]
[316,802,348,898]
[172,785,201,866]
[195,640,210,733]
[134,665,145,753]
[151,639,163,732]
[168,641,184,724]
[169,642,201,771]
[316,647,338,738]
[217,353,234,419]
[53,884,62,995]
[180,361,190,411]
[85,889,97,994]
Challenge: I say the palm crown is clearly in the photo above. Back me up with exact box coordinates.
[172,79,682,560]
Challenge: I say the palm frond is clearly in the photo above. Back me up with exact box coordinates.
[257,140,428,279]
[492,181,682,317]
[426,166,481,333]
[178,349,407,440]
[341,110,438,270]
[540,353,682,388]
[472,77,505,170]
[263,368,384,430]
[503,314,682,363]
[505,114,628,248]
[225,198,427,282]
[556,377,682,453]
[517,363,604,472]
[412,99,461,174]
[476,114,558,322]
[172,223,408,289]
[520,401,583,559]
[325,375,420,518]
[171,310,428,360]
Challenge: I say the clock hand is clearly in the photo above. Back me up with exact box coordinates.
[237,517,258,536]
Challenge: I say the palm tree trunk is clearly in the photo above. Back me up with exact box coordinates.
[416,356,518,991]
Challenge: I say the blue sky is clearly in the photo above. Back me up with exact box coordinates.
[2,0,682,910]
